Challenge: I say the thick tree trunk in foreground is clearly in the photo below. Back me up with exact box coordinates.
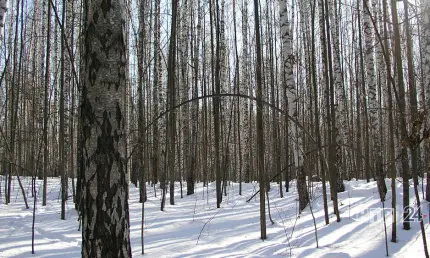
[81,0,132,257]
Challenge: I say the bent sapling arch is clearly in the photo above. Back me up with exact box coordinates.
[127,93,394,247]
[129,92,364,185]
[127,93,333,247]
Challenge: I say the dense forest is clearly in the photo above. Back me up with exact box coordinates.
[0,0,430,256]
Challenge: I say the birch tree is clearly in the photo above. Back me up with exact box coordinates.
[0,0,7,39]
[240,0,250,183]
[42,0,52,207]
[422,0,430,202]
[363,0,379,184]
[279,0,297,193]
[189,0,201,196]
[390,0,411,231]
[59,0,66,220]
[152,0,161,187]
[328,0,345,192]
[81,0,132,256]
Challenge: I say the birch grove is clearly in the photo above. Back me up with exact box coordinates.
[0,0,429,256]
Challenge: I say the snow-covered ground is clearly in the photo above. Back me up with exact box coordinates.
[0,176,429,257]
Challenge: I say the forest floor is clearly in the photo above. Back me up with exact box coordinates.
[0,176,429,257]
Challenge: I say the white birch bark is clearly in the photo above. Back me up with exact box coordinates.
[328,0,345,191]
[279,0,299,168]
[63,0,74,178]
[0,0,7,38]
[363,0,379,161]
[81,0,131,256]
[37,0,46,177]
[179,0,190,182]
[423,0,430,122]
[152,0,161,184]
[220,0,228,95]
[317,0,327,151]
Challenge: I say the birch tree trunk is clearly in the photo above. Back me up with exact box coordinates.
[178,0,192,196]
[189,0,201,196]
[42,0,51,207]
[59,0,66,220]
[323,0,340,221]
[390,0,411,231]
[36,0,45,181]
[279,0,296,195]
[137,0,148,203]
[68,0,77,201]
[66,0,74,199]
[296,0,309,211]
[363,0,379,182]
[421,0,430,202]
[241,0,250,184]
[0,0,7,39]
[381,0,396,241]
[7,0,22,205]
[328,0,345,192]
[81,0,132,256]
[310,0,329,224]
[137,0,146,250]
[404,0,428,255]
[152,0,161,187]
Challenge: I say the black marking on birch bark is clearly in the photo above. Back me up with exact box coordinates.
[89,52,101,86]
[93,11,99,24]
[99,29,112,57]
[81,86,97,166]
[82,97,128,256]
[115,101,121,128]
[114,129,119,143]
[86,22,96,53]
[119,20,126,52]
[100,0,112,18]
[97,111,125,256]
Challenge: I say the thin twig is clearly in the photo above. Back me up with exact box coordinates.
[196,207,223,245]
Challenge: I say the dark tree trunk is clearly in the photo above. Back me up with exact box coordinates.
[167,0,178,206]
[60,0,66,220]
[298,166,309,211]
[253,0,266,240]
[43,0,51,207]
[390,0,411,231]
[211,0,222,208]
